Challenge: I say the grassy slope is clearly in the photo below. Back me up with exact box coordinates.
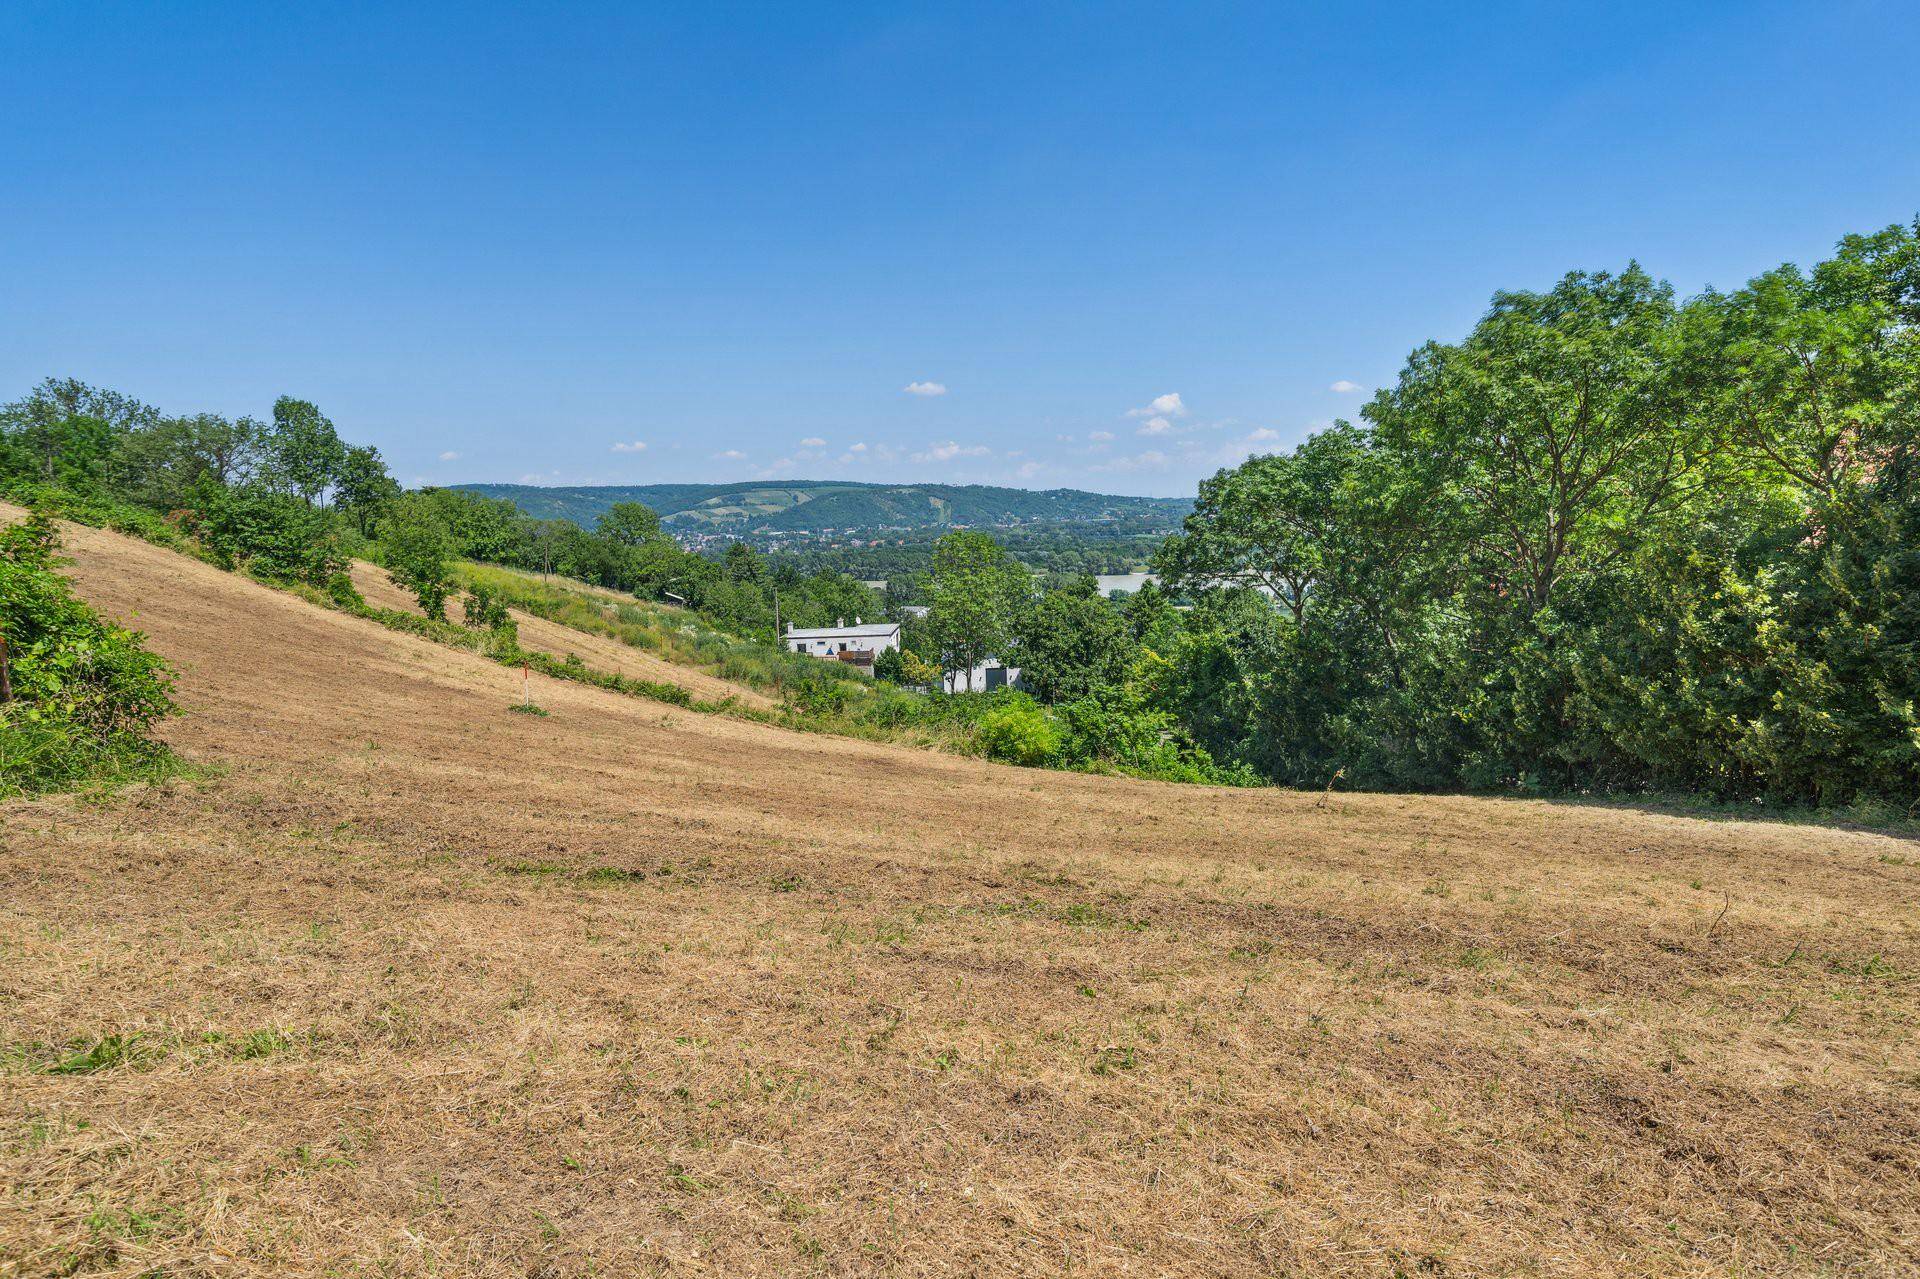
[351,561,781,711]
[2,516,1918,1277]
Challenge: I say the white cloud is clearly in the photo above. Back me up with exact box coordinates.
[1205,427,1291,468]
[1136,416,1174,436]
[799,436,826,448]
[438,450,460,461]
[610,440,648,453]
[713,449,747,461]
[1127,391,1187,419]
[1094,450,1170,474]
[1329,379,1362,393]
[1015,460,1044,480]
[912,440,990,463]
[1088,430,1115,442]
[904,380,948,397]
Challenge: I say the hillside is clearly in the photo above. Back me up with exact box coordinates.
[454,480,1191,533]
[347,560,780,711]
[4,513,1918,1277]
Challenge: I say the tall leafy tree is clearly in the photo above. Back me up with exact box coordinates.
[1,378,156,488]
[267,396,347,506]
[926,531,1029,691]
[1011,576,1134,704]
[107,414,267,509]
[597,500,662,547]
[1367,266,1704,615]
[722,541,764,583]
[337,444,401,534]
[380,495,454,619]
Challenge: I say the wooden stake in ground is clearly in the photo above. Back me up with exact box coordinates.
[0,624,11,703]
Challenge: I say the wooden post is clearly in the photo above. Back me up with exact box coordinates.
[0,625,10,703]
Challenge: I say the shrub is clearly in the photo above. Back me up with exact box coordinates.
[974,701,1061,767]
[381,498,453,620]
[1,511,180,794]
[192,482,346,587]
[461,585,514,634]
[875,646,940,687]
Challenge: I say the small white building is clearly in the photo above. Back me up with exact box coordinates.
[944,661,1022,694]
[785,618,901,676]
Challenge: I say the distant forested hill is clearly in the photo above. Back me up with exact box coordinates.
[452,481,1190,533]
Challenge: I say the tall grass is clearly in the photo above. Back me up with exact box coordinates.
[453,563,872,701]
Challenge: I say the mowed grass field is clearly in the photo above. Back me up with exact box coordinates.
[3,514,1917,1277]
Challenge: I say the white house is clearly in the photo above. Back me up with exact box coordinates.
[784,618,901,676]
[944,660,1022,694]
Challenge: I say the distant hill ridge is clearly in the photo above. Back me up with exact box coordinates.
[452,480,1191,533]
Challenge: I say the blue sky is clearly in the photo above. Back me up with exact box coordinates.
[4,2,1917,497]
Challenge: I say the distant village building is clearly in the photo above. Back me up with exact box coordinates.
[944,661,1022,694]
[784,618,901,676]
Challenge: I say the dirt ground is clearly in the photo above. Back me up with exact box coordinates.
[3,513,1917,1277]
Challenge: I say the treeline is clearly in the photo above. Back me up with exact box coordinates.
[1145,220,1920,809]
[764,518,1166,587]
[0,382,884,640]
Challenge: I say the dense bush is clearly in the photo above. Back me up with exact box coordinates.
[974,698,1060,766]
[0,511,179,794]
[192,482,350,589]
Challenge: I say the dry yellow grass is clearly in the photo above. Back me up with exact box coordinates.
[346,560,777,710]
[3,513,1917,1277]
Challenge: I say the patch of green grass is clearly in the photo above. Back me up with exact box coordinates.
[10,1026,304,1076]
[0,718,207,803]
[85,1201,188,1244]
[578,866,648,885]
[45,1034,155,1075]
[1091,1045,1138,1076]
[508,701,549,717]
[664,1162,712,1194]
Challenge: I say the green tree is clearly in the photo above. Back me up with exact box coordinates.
[1156,440,1343,627]
[722,541,763,583]
[926,531,1029,691]
[597,500,662,547]
[266,396,347,506]
[1010,577,1134,704]
[1695,221,1919,498]
[1,379,155,490]
[381,496,454,620]
[1366,266,1703,615]
[109,414,267,510]
[337,444,401,534]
